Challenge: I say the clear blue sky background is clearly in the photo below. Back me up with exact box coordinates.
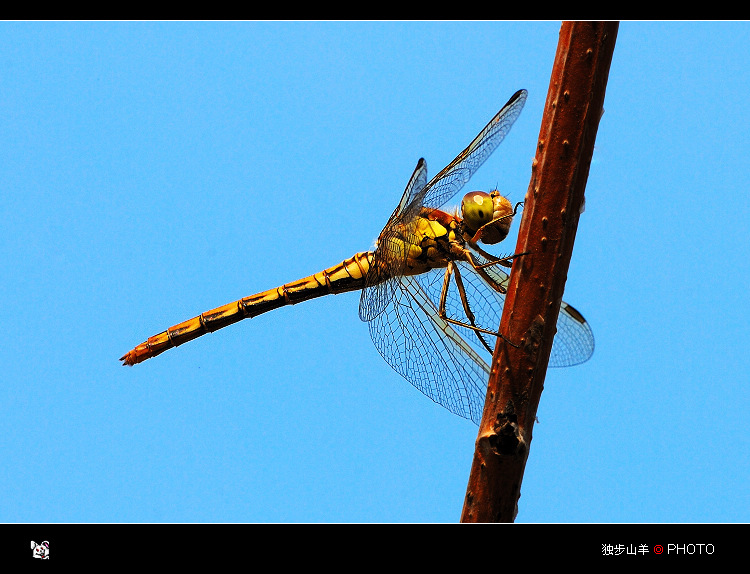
[2,21,748,523]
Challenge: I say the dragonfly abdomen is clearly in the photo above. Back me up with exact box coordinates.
[120,251,374,366]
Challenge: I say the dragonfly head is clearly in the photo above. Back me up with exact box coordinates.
[460,190,514,245]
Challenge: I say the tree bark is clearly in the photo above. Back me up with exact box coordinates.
[461,21,619,523]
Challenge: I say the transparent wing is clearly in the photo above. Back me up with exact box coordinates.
[358,237,408,322]
[550,302,596,367]
[367,254,595,424]
[394,158,429,222]
[419,258,509,350]
[400,89,527,224]
[440,254,595,368]
[360,89,527,322]
[368,271,491,425]
[359,159,428,322]
[444,253,595,368]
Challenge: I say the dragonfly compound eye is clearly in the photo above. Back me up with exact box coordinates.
[461,191,494,234]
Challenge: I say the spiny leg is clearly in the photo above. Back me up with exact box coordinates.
[462,250,514,295]
[451,262,496,353]
[468,242,529,270]
[464,251,527,349]
[446,247,530,350]
[438,262,496,354]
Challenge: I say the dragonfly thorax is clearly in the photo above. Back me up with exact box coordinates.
[393,209,464,276]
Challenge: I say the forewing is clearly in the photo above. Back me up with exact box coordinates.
[359,90,526,323]
[359,159,428,322]
[403,89,528,222]
[394,157,429,221]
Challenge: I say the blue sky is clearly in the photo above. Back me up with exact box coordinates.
[1,21,748,523]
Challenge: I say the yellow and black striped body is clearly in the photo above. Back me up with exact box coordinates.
[391,208,464,276]
[121,251,373,365]
[120,209,464,366]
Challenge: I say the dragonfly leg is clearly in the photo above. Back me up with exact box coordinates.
[451,262,496,353]
[438,262,496,354]
[468,240,529,269]
[460,249,529,294]
[477,251,529,269]
[445,247,528,351]
[462,251,510,294]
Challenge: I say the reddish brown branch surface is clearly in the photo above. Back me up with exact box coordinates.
[461,21,619,523]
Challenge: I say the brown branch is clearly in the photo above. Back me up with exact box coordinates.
[460,21,619,523]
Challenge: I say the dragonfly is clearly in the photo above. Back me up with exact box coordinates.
[120,89,594,425]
